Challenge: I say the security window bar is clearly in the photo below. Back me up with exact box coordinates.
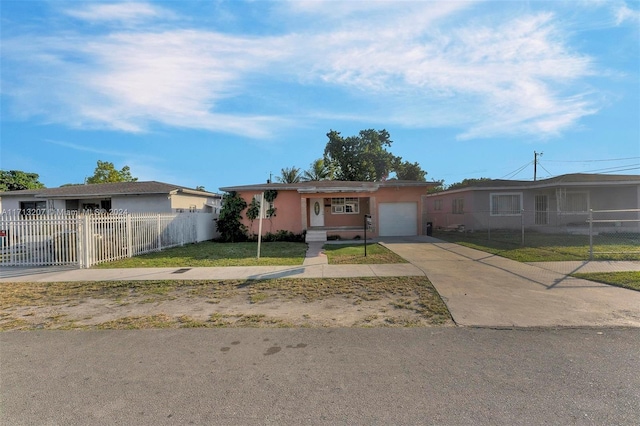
[452,198,464,214]
[562,192,588,213]
[490,193,522,216]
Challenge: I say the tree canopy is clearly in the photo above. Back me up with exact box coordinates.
[393,158,427,182]
[86,161,138,184]
[0,170,45,191]
[429,177,491,193]
[323,129,427,182]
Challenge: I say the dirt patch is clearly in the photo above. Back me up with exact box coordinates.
[0,277,453,330]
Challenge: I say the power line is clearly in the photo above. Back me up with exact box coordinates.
[501,161,533,179]
[544,156,640,163]
[580,165,640,174]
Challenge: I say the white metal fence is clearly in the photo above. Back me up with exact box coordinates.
[0,211,218,268]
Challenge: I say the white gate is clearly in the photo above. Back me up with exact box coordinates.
[0,211,217,268]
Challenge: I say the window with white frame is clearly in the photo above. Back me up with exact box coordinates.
[562,192,588,213]
[331,197,359,214]
[490,193,522,216]
[452,198,464,214]
[434,199,443,211]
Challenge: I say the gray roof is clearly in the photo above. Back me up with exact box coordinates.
[0,181,220,198]
[429,173,640,195]
[220,180,438,194]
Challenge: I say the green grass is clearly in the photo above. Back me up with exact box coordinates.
[572,271,640,292]
[93,241,307,268]
[434,231,640,262]
[323,243,408,264]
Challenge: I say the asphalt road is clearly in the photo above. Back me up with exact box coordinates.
[2,328,640,425]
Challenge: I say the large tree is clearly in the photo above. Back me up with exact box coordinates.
[324,129,395,181]
[323,129,426,182]
[393,158,427,181]
[86,161,138,184]
[0,170,45,191]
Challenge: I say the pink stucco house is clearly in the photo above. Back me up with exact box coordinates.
[219,180,438,242]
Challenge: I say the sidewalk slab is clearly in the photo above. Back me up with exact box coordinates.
[0,263,425,282]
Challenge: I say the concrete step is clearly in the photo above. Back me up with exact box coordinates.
[305,230,327,242]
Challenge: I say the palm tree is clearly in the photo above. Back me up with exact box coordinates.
[302,158,333,181]
[276,166,302,184]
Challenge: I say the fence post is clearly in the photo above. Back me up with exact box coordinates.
[126,214,133,258]
[157,214,162,251]
[589,209,593,260]
[82,214,91,268]
[521,209,525,246]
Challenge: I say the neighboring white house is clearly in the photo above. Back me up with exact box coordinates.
[0,181,222,214]
[424,173,640,233]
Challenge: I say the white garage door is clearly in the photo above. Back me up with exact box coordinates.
[378,202,418,236]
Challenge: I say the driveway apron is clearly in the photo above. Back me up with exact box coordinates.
[381,237,640,328]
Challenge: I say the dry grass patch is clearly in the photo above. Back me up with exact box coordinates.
[0,277,452,330]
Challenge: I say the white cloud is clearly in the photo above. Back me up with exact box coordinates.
[2,1,607,141]
[614,3,640,25]
[3,29,292,138]
[64,2,175,24]
[293,8,596,138]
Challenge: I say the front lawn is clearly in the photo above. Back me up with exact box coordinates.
[94,241,307,268]
[434,231,640,262]
[323,243,408,265]
[572,271,640,292]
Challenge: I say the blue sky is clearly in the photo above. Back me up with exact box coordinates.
[1,0,639,191]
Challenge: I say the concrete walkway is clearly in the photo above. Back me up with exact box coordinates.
[381,237,640,328]
[1,238,639,328]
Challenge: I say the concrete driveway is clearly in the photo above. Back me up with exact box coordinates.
[381,237,640,328]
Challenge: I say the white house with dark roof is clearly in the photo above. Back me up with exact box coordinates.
[424,173,640,233]
[0,181,222,214]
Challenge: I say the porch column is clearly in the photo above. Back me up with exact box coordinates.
[301,197,308,231]
[369,196,377,236]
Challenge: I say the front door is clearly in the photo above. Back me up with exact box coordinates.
[310,198,324,227]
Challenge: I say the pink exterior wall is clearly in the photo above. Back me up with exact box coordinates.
[235,185,430,237]
[236,190,304,235]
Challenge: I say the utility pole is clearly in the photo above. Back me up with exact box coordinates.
[534,151,543,181]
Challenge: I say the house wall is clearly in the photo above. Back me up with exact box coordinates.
[425,183,640,232]
[315,196,371,228]
[424,189,475,230]
[235,185,429,237]
[0,197,25,211]
[170,193,219,213]
[112,195,172,213]
[238,190,304,236]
